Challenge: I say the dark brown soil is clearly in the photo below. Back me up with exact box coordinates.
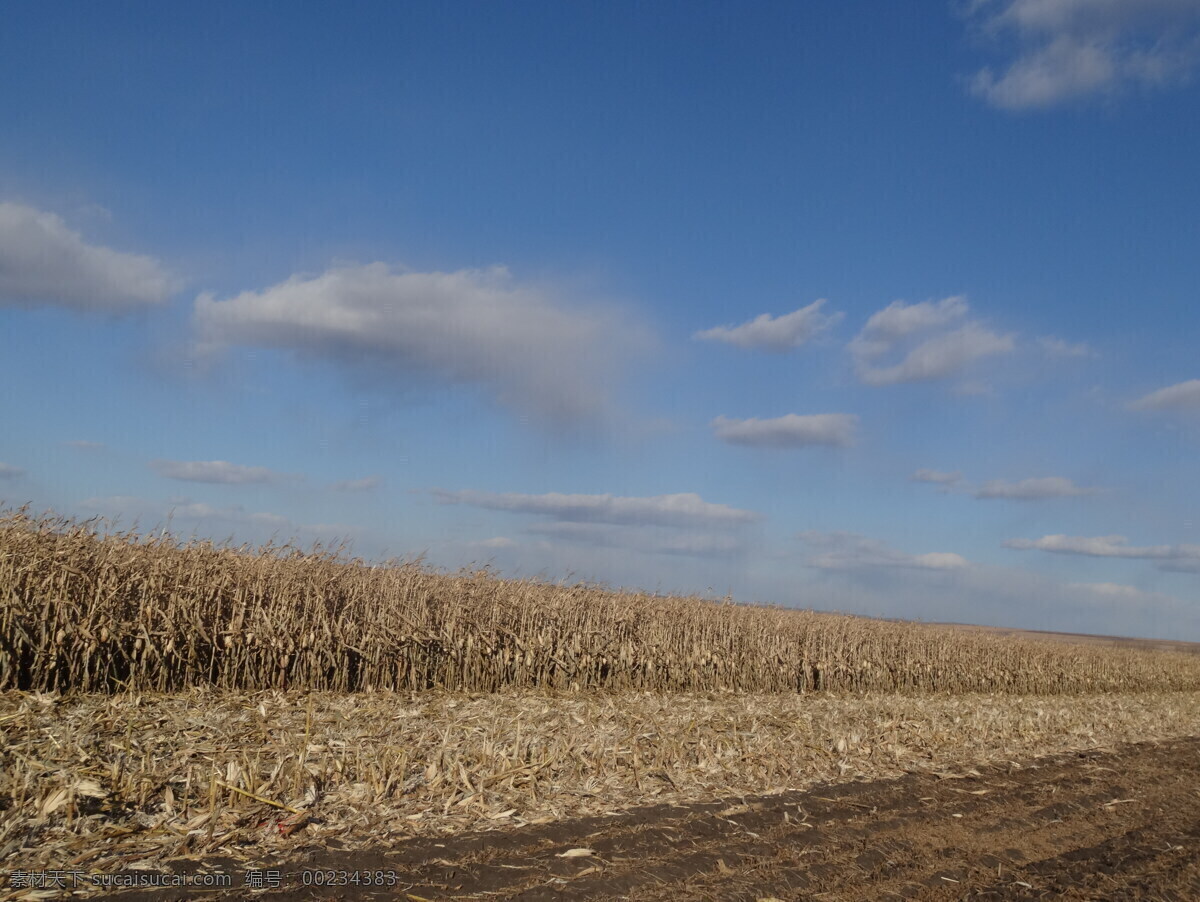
[106,736,1200,901]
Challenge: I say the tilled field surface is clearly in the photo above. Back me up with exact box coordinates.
[107,734,1200,901]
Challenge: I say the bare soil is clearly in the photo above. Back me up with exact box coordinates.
[105,735,1200,901]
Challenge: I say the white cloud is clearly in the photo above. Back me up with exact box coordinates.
[912,468,964,485]
[0,201,176,311]
[1005,532,1200,571]
[330,475,382,492]
[1005,533,1171,556]
[476,536,515,549]
[853,296,968,355]
[711,413,858,449]
[1067,581,1150,600]
[849,297,1015,387]
[1038,335,1096,358]
[0,462,25,479]
[967,0,1200,110]
[798,531,970,571]
[526,521,746,558]
[1128,378,1200,411]
[912,552,973,569]
[858,324,1016,386]
[974,476,1099,499]
[193,262,650,427]
[432,489,761,528]
[693,299,842,351]
[150,459,285,485]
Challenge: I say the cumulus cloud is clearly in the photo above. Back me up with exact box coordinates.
[967,0,1200,110]
[526,521,746,558]
[853,296,968,353]
[0,201,176,311]
[858,324,1015,386]
[849,296,1015,387]
[149,459,286,485]
[1128,378,1200,411]
[711,413,858,449]
[911,468,964,485]
[974,476,1099,499]
[1005,532,1200,571]
[193,262,649,427]
[0,462,25,479]
[330,475,382,492]
[693,299,842,351]
[1038,336,1096,358]
[798,531,970,571]
[433,489,761,528]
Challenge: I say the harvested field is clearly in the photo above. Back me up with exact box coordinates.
[3,688,1200,897]
[98,734,1197,901]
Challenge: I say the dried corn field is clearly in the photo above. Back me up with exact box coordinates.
[4,506,1200,696]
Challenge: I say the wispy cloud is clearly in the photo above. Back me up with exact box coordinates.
[474,536,515,549]
[193,262,651,428]
[1067,581,1153,600]
[910,470,1099,499]
[798,531,970,571]
[974,476,1099,499]
[1128,378,1200,411]
[711,413,858,449]
[0,201,176,311]
[330,475,382,492]
[432,489,761,528]
[149,459,287,485]
[911,468,964,485]
[166,501,290,529]
[849,296,1015,387]
[79,495,358,541]
[527,521,746,558]
[1038,335,1096,358]
[0,462,25,479]
[967,0,1200,110]
[693,299,842,352]
[1005,533,1200,571]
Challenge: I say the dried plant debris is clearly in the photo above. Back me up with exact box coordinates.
[2,688,1200,892]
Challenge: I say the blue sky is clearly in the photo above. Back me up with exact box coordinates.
[2,0,1199,640]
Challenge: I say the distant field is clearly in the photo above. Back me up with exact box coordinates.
[930,620,1200,656]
